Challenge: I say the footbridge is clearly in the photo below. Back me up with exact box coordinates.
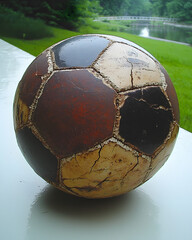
[94,16,177,22]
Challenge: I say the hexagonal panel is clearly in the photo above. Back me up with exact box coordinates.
[52,35,110,68]
[13,51,49,129]
[32,69,117,158]
[101,34,157,61]
[13,81,30,130]
[160,65,180,124]
[94,42,163,91]
[60,139,150,198]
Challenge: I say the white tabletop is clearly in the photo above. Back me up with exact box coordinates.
[1,39,192,240]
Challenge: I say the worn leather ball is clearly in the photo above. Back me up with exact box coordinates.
[13,34,180,198]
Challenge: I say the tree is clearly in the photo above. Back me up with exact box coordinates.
[120,0,152,16]
[99,0,122,15]
[166,0,192,21]
[99,0,152,16]
[150,0,170,16]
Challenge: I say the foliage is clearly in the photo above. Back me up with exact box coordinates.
[166,0,192,21]
[0,5,53,39]
[99,0,122,15]
[99,0,152,16]
[119,0,152,16]
[150,0,192,21]
[0,0,102,29]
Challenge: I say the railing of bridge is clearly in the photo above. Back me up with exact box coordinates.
[94,16,177,22]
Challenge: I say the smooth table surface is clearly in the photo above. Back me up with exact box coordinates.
[0,39,192,240]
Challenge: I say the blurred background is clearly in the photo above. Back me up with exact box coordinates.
[0,0,192,132]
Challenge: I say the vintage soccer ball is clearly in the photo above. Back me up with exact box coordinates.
[13,34,179,198]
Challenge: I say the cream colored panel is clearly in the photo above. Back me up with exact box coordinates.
[122,156,150,192]
[100,34,158,61]
[94,42,162,91]
[60,140,150,198]
[61,147,100,180]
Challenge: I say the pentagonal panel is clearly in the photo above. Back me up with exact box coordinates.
[18,51,49,106]
[16,127,58,183]
[94,42,163,91]
[52,35,110,68]
[145,123,179,181]
[119,86,173,155]
[32,69,116,158]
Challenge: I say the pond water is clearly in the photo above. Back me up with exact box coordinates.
[126,23,192,44]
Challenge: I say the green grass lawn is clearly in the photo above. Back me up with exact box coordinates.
[1,27,80,56]
[1,23,192,132]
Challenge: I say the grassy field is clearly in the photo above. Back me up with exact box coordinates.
[1,21,192,132]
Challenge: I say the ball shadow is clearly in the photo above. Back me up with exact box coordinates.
[34,186,131,220]
[26,185,160,240]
